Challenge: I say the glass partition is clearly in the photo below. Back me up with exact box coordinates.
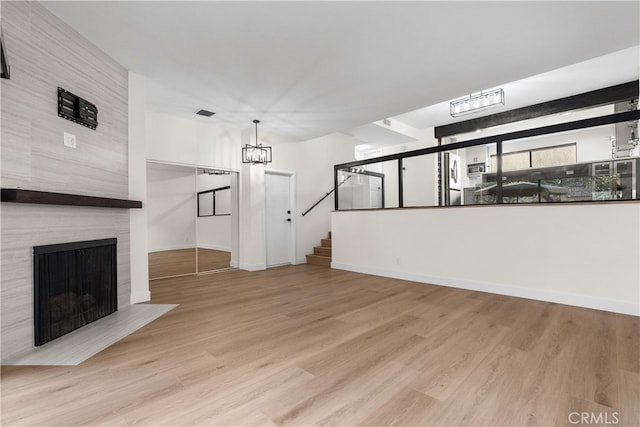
[336,166,384,210]
[440,143,498,206]
[489,122,637,204]
[334,97,640,210]
[402,154,438,207]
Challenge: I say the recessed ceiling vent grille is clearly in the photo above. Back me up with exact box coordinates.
[196,109,215,117]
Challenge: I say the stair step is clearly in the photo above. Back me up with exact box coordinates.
[314,246,331,257]
[306,254,331,267]
[320,238,332,248]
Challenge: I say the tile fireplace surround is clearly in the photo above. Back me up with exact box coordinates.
[1,189,175,366]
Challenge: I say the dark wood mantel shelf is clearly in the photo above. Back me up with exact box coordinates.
[1,189,142,209]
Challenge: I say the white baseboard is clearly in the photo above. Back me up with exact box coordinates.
[239,262,266,272]
[331,262,639,316]
[295,256,307,265]
[148,245,231,253]
[148,244,194,253]
[197,244,231,252]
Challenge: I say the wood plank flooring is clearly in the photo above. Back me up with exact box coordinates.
[197,248,232,272]
[148,248,231,279]
[2,265,638,426]
[148,248,197,279]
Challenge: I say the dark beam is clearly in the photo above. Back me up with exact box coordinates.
[435,80,639,139]
[335,109,640,171]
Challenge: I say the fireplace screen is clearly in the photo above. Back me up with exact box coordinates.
[33,238,117,346]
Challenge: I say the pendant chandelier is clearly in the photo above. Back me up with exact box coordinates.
[242,119,272,165]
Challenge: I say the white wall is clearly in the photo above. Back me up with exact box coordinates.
[128,72,150,303]
[146,163,196,252]
[332,204,640,316]
[237,164,263,269]
[403,154,438,207]
[146,111,241,170]
[197,217,231,251]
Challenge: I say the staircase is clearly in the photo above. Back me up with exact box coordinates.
[306,232,332,267]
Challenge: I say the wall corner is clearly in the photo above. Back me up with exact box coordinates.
[128,71,150,303]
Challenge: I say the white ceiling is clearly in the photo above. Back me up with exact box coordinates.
[43,1,640,143]
[394,47,640,131]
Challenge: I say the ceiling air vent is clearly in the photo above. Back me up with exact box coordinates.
[196,109,215,117]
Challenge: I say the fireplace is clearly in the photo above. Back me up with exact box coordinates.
[33,238,117,346]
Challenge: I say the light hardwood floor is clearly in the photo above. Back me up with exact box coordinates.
[2,265,638,426]
[149,248,197,279]
[148,248,231,279]
[197,248,232,272]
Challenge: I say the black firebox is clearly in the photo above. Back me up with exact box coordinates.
[33,238,117,346]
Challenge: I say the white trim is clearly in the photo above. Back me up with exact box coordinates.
[296,256,308,265]
[239,262,267,272]
[331,262,640,316]
[146,158,239,174]
[148,244,195,253]
[197,244,231,252]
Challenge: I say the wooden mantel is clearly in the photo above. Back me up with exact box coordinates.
[0,189,142,209]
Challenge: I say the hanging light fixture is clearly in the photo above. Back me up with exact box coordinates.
[450,88,505,117]
[242,119,272,165]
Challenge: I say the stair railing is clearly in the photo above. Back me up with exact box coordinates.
[301,175,352,216]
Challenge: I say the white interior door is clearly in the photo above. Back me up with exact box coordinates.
[265,172,293,267]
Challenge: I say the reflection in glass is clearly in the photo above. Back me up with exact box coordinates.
[337,166,384,210]
[147,162,198,279]
[197,191,214,216]
[148,248,196,279]
[145,164,238,280]
[481,122,636,204]
[335,101,639,210]
[403,154,438,207]
[449,143,497,206]
[196,169,234,273]
[215,187,231,215]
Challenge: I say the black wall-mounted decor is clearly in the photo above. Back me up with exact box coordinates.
[1,28,10,80]
[57,87,98,130]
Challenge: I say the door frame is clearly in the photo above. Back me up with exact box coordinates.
[264,169,296,267]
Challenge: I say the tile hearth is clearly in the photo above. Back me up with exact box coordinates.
[2,303,176,366]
